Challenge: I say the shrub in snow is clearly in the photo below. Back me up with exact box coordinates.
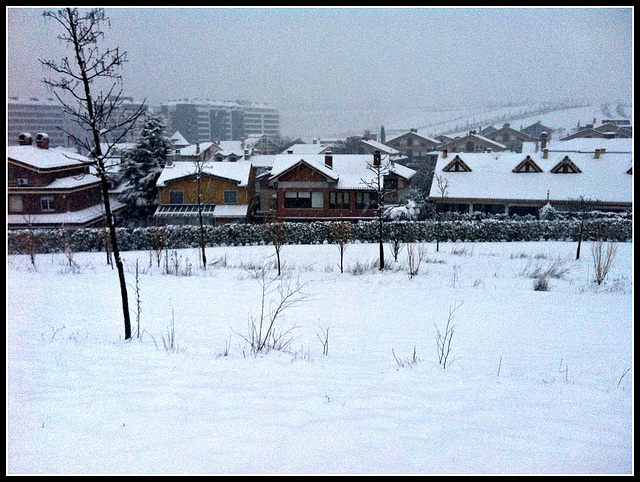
[7,214,632,255]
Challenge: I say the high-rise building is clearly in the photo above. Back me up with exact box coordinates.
[7,97,70,148]
[158,99,280,144]
[8,95,146,149]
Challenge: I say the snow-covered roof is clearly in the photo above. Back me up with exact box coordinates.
[156,160,252,187]
[440,133,508,151]
[7,200,124,227]
[360,139,401,156]
[269,154,415,190]
[535,137,632,154]
[216,141,245,158]
[280,143,331,155]
[429,148,632,205]
[170,131,189,147]
[386,130,441,145]
[176,142,217,157]
[8,145,91,170]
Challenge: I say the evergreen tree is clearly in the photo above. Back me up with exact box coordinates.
[119,114,172,221]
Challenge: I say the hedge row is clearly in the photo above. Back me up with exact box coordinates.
[8,217,632,256]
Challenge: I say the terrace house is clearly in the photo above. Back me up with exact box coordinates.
[268,151,415,221]
[7,133,114,229]
[429,139,632,216]
[154,160,255,225]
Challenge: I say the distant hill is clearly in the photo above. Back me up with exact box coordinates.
[280,100,632,141]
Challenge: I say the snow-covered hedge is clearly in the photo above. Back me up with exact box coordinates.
[7,216,632,255]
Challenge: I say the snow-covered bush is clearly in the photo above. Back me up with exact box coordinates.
[7,214,632,255]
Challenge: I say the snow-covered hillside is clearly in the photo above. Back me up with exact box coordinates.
[384,101,632,140]
[280,101,632,141]
[7,241,632,474]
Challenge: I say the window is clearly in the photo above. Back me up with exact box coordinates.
[40,195,55,212]
[551,156,581,174]
[169,191,184,204]
[284,191,324,209]
[224,190,238,205]
[384,177,398,191]
[355,192,377,210]
[9,195,23,213]
[311,191,324,209]
[330,192,350,209]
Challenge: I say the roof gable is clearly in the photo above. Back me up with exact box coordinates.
[156,161,252,187]
[550,156,582,174]
[513,156,543,173]
[443,155,472,172]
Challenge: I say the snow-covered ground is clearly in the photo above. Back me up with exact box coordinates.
[7,240,633,474]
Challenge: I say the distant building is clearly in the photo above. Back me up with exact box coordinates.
[7,97,70,148]
[484,123,538,152]
[158,99,280,144]
[385,130,441,162]
[8,95,146,150]
[438,132,508,154]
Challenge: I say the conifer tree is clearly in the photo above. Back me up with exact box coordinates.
[120,114,171,222]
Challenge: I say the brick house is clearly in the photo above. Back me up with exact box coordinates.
[7,133,114,229]
[385,129,441,162]
[153,160,255,225]
[484,123,538,152]
[267,151,415,221]
[438,132,507,154]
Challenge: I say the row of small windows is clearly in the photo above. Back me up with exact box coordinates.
[283,191,378,210]
[169,190,238,205]
[8,195,55,213]
[441,155,626,174]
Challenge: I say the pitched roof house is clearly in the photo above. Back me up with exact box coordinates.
[438,132,508,154]
[429,139,632,216]
[267,152,415,221]
[385,130,441,162]
[484,123,538,152]
[8,133,118,229]
[154,160,255,225]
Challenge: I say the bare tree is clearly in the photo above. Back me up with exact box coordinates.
[331,220,352,273]
[40,8,146,340]
[566,196,600,260]
[361,150,392,270]
[263,217,289,276]
[433,174,450,252]
[192,151,210,270]
[592,227,618,286]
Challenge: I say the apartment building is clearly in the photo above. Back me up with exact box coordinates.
[7,97,70,148]
[8,95,147,149]
[158,99,280,144]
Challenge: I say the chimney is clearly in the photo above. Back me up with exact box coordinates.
[594,149,601,159]
[443,149,448,159]
[18,132,33,146]
[324,151,333,169]
[540,132,548,150]
[35,133,50,149]
[373,150,381,167]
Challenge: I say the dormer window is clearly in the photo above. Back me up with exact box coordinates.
[443,155,472,172]
[551,156,581,174]
[513,156,543,173]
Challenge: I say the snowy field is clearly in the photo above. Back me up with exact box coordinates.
[6,240,633,475]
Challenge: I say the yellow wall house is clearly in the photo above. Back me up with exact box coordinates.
[154,160,255,225]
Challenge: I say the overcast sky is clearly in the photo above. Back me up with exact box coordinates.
[7,7,633,138]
